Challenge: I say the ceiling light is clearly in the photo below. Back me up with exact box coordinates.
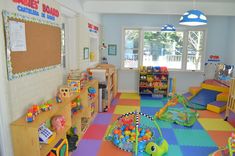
[161,24,176,32]
[179,9,207,26]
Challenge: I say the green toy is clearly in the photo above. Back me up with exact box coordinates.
[145,138,168,156]
[155,94,198,127]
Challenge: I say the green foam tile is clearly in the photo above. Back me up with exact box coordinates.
[156,120,173,129]
[174,129,216,147]
[141,100,164,107]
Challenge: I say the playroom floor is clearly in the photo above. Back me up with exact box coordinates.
[71,93,235,156]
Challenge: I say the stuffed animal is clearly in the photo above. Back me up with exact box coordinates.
[51,115,66,131]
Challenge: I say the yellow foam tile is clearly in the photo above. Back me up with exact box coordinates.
[119,93,140,100]
[207,104,226,113]
[216,92,228,102]
[114,105,140,115]
[198,118,235,131]
[189,87,201,96]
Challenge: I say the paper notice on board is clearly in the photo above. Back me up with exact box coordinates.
[9,20,27,52]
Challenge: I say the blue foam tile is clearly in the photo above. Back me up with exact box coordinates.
[141,106,158,116]
[165,145,183,156]
[158,128,178,145]
[141,95,155,100]
[156,120,173,129]
[180,145,218,156]
[172,120,203,130]
[140,99,164,108]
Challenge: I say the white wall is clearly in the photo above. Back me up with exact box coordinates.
[226,17,235,76]
[101,14,230,93]
[0,0,102,155]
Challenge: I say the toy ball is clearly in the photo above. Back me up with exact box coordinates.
[114,139,120,145]
[120,135,124,139]
[124,131,131,136]
[51,115,65,131]
[114,129,119,135]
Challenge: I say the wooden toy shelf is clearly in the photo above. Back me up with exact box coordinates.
[11,79,99,156]
[94,64,117,108]
[11,99,71,156]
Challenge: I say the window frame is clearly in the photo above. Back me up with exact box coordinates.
[121,27,207,72]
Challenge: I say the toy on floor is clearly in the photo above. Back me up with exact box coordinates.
[47,138,69,156]
[105,111,168,156]
[155,94,198,127]
[66,127,79,152]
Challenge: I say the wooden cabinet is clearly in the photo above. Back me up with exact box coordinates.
[11,99,71,156]
[93,64,117,108]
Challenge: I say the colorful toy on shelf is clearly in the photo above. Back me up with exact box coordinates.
[47,138,69,156]
[40,102,53,112]
[88,87,96,100]
[106,111,168,156]
[32,104,40,116]
[56,92,62,103]
[38,124,56,144]
[67,79,81,93]
[71,96,82,114]
[51,115,66,131]
[155,94,198,127]
[59,85,72,98]
[26,111,35,122]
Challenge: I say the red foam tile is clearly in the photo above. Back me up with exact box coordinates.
[115,92,121,99]
[198,110,222,118]
[111,114,120,123]
[207,131,233,147]
[83,124,108,140]
[228,119,235,128]
[98,141,132,156]
[117,99,140,106]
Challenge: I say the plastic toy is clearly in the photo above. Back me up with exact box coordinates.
[47,138,69,156]
[56,92,62,103]
[88,87,96,100]
[59,85,72,98]
[40,102,52,112]
[26,111,35,122]
[32,104,40,116]
[106,111,168,156]
[155,94,198,127]
[38,124,56,144]
[51,115,66,131]
[67,127,79,152]
[67,79,80,93]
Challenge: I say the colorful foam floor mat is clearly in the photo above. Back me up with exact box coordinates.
[72,93,235,156]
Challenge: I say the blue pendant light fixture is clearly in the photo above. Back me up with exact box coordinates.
[179,9,207,26]
[161,24,176,32]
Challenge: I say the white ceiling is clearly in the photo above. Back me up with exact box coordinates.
[79,0,235,16]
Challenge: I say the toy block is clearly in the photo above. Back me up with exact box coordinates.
[67,79,81,93]
[189,87,201,96]
[216,92,228,102]
[207,101,226,113]
[201,83,229,93]
[59,85,72,98]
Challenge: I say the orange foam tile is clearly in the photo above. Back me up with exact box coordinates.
[208,131,233,147]
[198,110,222,119]
[117,99,140,106]
[98,141,132,156]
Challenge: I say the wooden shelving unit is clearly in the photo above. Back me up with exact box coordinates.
[139,66,168,97]
[11,99,71,156]
[95,64,117,108]
[11,80,99,156]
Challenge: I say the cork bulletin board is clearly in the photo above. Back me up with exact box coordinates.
[3,11,62,80]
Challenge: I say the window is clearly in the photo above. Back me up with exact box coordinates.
[123,29,140,69]
[143,31,184,69]
[122,28,206,71]
[61,23,66,68]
